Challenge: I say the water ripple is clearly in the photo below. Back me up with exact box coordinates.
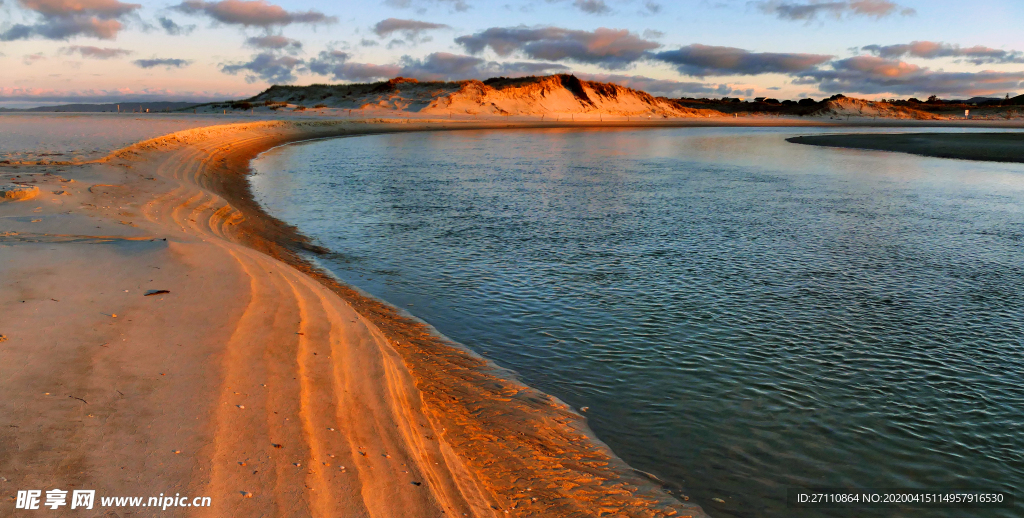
[253,127,1024,518]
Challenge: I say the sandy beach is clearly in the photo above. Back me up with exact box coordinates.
[2,116,727,517]
[6,0,1024,510]
[2,115,1022,516]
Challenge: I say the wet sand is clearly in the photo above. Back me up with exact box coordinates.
[787,132,1024,163]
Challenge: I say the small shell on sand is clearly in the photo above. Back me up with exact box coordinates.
[0,184,40,202]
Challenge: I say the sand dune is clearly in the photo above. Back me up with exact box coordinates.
[238,75,723,119]
[418,75,719,117]
[809,96,942,120]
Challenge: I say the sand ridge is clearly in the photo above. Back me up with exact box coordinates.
[136,119,710,517]
[123,120,500,516]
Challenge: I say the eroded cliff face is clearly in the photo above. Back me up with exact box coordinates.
[421,75,721,117]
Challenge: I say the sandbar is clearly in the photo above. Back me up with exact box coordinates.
[787,132,1024,163]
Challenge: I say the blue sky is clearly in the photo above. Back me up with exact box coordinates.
[1,0,1023,107]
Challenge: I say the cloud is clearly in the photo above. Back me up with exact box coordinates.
[172,0,336,28]
[20,0,138,18]
[372,18,449,37]
[386,38,414,49]
[331,62,405,81]
[307,50,568,82]
[575,72,731,97]
[306,49,347,73]
[642,1,662,13]
[484,60,571,76]
[400,52,569,80]
[246,34,302,52]
[61,45,132,58]
[0,0,141,40]
[796,56,1024,96]
[571,0,611,14]
[396,52,487,79]
[861,41,1024,65]
[652,44,832,76]
[756,0,915,21]
[307,50,402,81]
[220,52,303,82]
[158,16,195,35]
[306,49,347,70]
[456,26,660,69]
[1,18,124,40]
[383,0,470,12]
[22,52,47,65]
[546,0,659,14]
[134,57,192,68]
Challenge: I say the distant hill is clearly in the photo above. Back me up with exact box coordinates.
[0,102,202,113]
[964,97,1002,105]
[945,96,1024,106]
[239,75,724,118]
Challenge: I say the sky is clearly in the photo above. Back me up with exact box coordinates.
[1,0,1023,107]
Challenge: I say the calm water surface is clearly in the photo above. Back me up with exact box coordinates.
[252,128,1024,517]
[0,113,248,161]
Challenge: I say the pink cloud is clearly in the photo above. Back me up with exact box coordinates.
[173,0,335,28]
[1,0,139,40]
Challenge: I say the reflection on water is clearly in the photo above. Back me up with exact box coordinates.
[252,127,1024,518]
[0,113,248,161]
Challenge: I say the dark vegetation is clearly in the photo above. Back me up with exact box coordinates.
[0,102,200,113]
[672,94,848,115]
[673,92,1024,117]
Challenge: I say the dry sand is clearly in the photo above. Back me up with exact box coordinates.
[788,132,1024,163]
[3,115,1023,517]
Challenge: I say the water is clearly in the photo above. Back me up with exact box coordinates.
[0,113,248,162]
[251,127,1024,517]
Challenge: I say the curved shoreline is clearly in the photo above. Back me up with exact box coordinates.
[199,120,711,516]
[109,119,711,516]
